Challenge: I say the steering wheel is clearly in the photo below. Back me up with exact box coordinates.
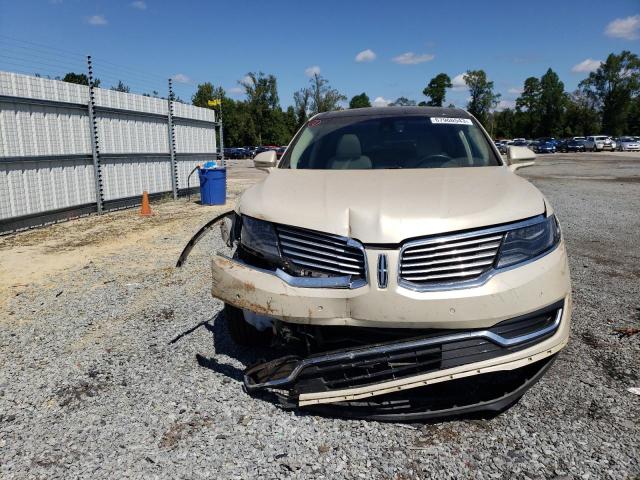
[415,154,452,168]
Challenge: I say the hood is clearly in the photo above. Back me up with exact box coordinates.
[238,167,545,244]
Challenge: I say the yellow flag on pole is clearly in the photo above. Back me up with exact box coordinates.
[207,99,222,107]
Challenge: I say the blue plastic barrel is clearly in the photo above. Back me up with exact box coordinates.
[198,167,226,205]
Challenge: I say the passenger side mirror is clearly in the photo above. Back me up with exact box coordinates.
[253,150,278,172]
[507,146,536,172]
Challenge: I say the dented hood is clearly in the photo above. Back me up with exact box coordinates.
[238,167,545,244]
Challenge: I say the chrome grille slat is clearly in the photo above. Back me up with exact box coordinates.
[401,250,497,267]
[401,259,494,274]
[280,249,364,272]
[402,269,486,281]
[403,242,502,260]
[276,225,366,279]
[284,258,362,276]
[278,236,362,259]
[404,234,504,254]
[400,229,504,286]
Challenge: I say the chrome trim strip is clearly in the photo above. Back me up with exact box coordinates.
[245,305,563,391]
[397,215,549,292]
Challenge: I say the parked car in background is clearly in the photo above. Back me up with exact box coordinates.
[616,137,640,152]
[275,146,287,159]
[512,139,529,147]
[571,136,586,142]
[533,140,556,153]
[557,139,586,153]
[585,136,615,152]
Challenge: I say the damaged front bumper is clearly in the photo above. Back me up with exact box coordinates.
[211,240,571,417]
[243,299,568,414]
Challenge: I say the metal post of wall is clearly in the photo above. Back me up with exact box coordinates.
[87,55,104,213]
[219,114,225,168]
[167,79,178,200]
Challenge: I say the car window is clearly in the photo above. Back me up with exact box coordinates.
[281,115,501,170]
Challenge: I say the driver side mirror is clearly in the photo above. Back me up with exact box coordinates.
[253,150,278,172]
[507,146,536,172]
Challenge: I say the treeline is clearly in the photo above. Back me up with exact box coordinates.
[191,72,346,146]
[493,51,640,139]
[59,50,640,145]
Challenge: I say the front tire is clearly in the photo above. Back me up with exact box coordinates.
[224,303,272,347]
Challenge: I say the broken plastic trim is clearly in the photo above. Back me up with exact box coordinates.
[244,302,563,393]
[298,355,557,422]
[176,211,234,268]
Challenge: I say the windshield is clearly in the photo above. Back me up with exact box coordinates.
[280,115,501,169]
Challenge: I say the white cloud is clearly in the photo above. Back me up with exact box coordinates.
[508,87,523,95]
[392,52,435,65]
[571,58,602,73]
[240,75,252,85]
[304,65,321,77]
[130,1,147,10]
[355,49,376,63]
[372,96,391,107]
[496,100,516,111]
[87,15,107,26]
[451,73,466,90]
[605,15,640,40]
[228,86,244,95]
[171,73,192,84]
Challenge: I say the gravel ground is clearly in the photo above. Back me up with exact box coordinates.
[1,152,639,479]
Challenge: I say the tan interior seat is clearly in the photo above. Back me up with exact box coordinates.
[328,134,371,169]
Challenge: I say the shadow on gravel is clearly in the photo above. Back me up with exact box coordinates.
[195,310,280,383]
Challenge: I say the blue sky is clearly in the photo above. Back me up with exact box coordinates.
[0,0,639,109]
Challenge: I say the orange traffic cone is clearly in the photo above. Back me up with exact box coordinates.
[140,191,153,216]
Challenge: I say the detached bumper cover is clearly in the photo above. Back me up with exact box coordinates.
[244,299,568,410]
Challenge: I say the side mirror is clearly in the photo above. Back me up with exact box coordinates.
[507,145,536,171]
[253,150,278,172]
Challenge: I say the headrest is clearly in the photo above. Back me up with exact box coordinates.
[336,134,362,158]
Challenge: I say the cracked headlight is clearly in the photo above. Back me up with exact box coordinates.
[496,215,561,269]
[240,215,280,259]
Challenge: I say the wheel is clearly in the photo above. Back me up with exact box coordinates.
[224,303,272,347]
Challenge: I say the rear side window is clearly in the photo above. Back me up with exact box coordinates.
[281,115,501,170]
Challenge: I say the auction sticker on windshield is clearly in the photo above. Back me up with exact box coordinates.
[430,117,473,125]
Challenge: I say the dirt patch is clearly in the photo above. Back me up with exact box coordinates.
[159,414,213,449]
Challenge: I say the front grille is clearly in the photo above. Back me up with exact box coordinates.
[399,230,504,286]
[276,225,366,279]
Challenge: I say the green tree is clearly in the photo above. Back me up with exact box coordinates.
[293,87,311,130]
[390,97,416,106]
[111,80,130,93]
[580,50,640,135]
[423,73,452,107]
[515,77,541,136]
[538,69,566,137]
[240,72,282,145]
[492,108,516,138]
[563,91,600,137]
[62,72,101,87]
[464,70,500,126]
[192,82,224,107]
[307,73,346,114]
[349,92,371,109]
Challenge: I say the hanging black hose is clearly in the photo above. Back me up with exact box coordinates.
[186,164,201,202]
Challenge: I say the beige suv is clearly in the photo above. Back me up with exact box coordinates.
[202,107,571,420]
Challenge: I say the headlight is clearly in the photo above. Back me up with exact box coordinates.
[240,215,280,258]
[496,215,561,269]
